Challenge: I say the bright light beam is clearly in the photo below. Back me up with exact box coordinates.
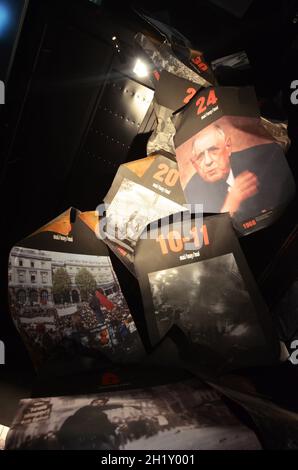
[133,59,148,78]
[0,3,10,37]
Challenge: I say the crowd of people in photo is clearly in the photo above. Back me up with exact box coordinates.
[8,285,141,364]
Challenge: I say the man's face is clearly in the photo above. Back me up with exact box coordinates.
[91,399,107,407]
[191,127,231,183]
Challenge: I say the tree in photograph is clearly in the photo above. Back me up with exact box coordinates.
[52,268,71,304]
[75,268,97,301]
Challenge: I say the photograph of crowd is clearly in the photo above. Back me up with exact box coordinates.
[148,253,267,368]
[105,178,185,251]
[8,247,144,366]
[5,380,261,450]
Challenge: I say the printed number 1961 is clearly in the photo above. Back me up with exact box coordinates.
[157,225,209,255]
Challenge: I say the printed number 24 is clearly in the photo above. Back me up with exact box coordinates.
[196,89,217,115]
[182,88,218,114]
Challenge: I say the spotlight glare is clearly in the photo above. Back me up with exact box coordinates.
[0,4,10,36]
[133,59,148,78]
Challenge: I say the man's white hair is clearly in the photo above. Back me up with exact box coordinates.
[192,124,226,157]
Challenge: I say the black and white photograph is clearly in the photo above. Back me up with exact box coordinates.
[105,178,186,252]
[5,380,261,450]
[0,425,9,451]
[8,247,144,366]
[148,253,268,368]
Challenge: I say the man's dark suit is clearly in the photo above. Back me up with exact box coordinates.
[184,143,295,219]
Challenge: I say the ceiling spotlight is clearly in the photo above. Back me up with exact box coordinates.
[133,59,148,78]
[112,36,117,41]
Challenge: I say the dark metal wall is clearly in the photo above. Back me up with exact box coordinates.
[1,0,155,241]
[0,0,156,369]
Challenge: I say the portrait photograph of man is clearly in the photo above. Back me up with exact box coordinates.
[175,116,295,225]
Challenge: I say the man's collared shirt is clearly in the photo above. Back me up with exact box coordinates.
[226,169,235,192]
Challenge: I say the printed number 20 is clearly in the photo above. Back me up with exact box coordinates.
[153,164,179,187]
